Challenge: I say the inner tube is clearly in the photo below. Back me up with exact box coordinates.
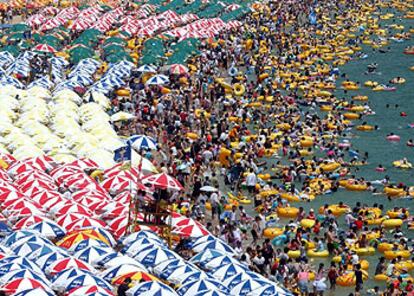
[233,83,246,96]
[387,135,400,141]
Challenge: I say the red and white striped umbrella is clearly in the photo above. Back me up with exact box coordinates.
[1,278,47,294]
[22,155,56,171]
[32,192,63,210]
[226,20,243,30]
[71,189,109,202]
[101,205,128,220]
[70,19,91,31]
[101,175,134,194]
[66,217,106,231]
[3,199,40,213]
[57,213,93,228]
[8,162,36,176]
[18,179,57,195]
[42,6,59,15]
[33,44,56,53]
[69,158,100,170]
[27,14,46,27]
[141,173,183,190]
[14,170,54,186]
[55,203,93,217]
[40,18,61,31]
[49,165,82,182]
[0,190,25,202]
[46,257,94,275]
[8,207,45,220]
[169,64,189,75]
[173,224,209,238]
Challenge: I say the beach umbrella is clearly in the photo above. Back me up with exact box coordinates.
[230,279,273,295]
[0,222,11,234]
[153,259,186,277]
[112,271,158,285]
[100,263,147,282]
[128,135,157,151]
[27,221,66,239]
[174,224,209,238]
[0,263,31,277]
[192,240,235,255]
[169,271,206,286]
[68,239,109,254]
[126,281,177,296]
[65,274,112,291]
[51,268,92,292]
[122,230,164,246]
[141,173,183,191]
[134,247,178,267]
[2,230,47,247]
[145,74,169,85]
[36,252,68,272]
[1,45,20,57]
[66,217,106,232]
[0,269,50,286]
[13,288,55,296]
[11,242,45,257]
[177,279,228,296]
[47,257,95,275]
[162,264,200,281]
[0,279,48,295]
[110,112,136,122]
[194,290,227,296]
[137,65,156,73]
[57,231,110,249]
[200,255,238,270]
[211,263,249,281]
[169,64,188,75]
[74,246,114,265]
[199,186,217,192]
[66,285,114,296]
[33,44,56,53]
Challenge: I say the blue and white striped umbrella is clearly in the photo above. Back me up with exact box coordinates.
[0,263,29,277]
[230,279,273,296]
[74,246,114,265]
[13,288,54,296]
[69,75,94,86]
[50,57,69,68]
[20,51,36,60]
[123,230,165,246]
[145,74,169,85]
[54,81,82,92]
[51,268,92,292]
[200,255,238,270]
[100,263,146,282]
[0,269,50,286]
[222,272,260,290]
[211,263,249,281]
[168,270,206,286]
[192,240,235,256]
[68,69,93,78]
[28,244,67,260]
[190,249,225,264]
[161,264,198,280]
[27,221,65,239]
[11,242,45,257]
[134,247,179,267]
[153,259,186,277]
[128,135,158,151]
[105,67,130,79]
[0,51,15,67]
[69,238,109,253]
[194,290,227,296]
[0,256,43,274]
[116,60,135,69]
[0,75,24,88]
[36,252,68,271]
[137,64,156,73]
[79,58,101,67]
[126,281,177,296]
[28,77,53,89]
[99,75,124,88]
[123,238,163,257]
[2,231,52,247]
[177,279,229,296]
[73,64,97,75]
[65,274,112,291]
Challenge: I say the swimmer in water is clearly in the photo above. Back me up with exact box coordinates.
[407,139,414,147]
[376,164,386,172]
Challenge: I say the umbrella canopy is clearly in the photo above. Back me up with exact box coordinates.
[0,269,50,286]
[145,75,169,85]
[0,278,48,295]
[33,44,56,53]
[199,186,217,192]
[126,281,177,296]
[27,221,65,239]
[112,271,158,285]
[74,246,114,265]
[169,64,188,75]
[230,278,273,295]
[134,247,178,267]
[110,112,136,122]
[14,288,55,296]
[137,65,156,73]
[141,173,183,191]
[46,257,95,275]
[192,240,235,255]
[177,279,228,296]
[211,263,249,281]
[66,285,114,296]
[128,135,157,151]
[66,274,112,291]
[100,263,147,282]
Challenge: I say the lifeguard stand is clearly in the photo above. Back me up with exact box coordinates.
[126,192,173,248]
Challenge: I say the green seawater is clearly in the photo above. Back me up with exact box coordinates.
[245,15,414,294]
